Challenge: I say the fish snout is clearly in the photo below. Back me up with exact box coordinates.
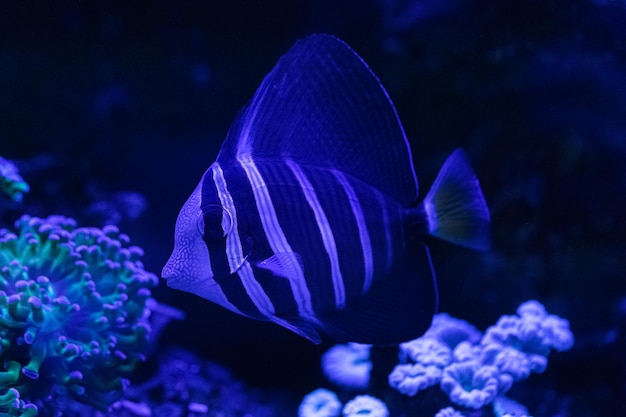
[161,260,176,282]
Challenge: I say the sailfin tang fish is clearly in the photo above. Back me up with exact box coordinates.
[162,34,491,345]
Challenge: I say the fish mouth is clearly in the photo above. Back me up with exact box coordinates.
[161,260,217,292]
[161,262,176,281]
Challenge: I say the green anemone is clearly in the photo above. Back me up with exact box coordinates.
[0,215,158,415]
[0,156,29,204]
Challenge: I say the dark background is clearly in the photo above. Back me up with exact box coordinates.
[1,1,625,415]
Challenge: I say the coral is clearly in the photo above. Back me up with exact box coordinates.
[307,300,572,415]
[298,388,342,417]
[342,395,388,417]
[387,300,573,411]
[481,300,575,355]
[434,406,465,417]
[451,341,481,363]
[389,313,482,397]
[399,337,452,368]
[0,156,29,203]
[0,215,158,415]
[480,300,574,381]
[517,300,574,352]
[321,343,372,390]
[492,395,530,417]
[440,361,501,409]
[481,344,536,382]
[388,363,442,396]
[423,313,482,348]
[388,314,477,396]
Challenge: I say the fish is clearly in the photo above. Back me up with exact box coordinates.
[161,34,491,345]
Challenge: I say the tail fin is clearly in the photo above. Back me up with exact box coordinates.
[421,149,491,250]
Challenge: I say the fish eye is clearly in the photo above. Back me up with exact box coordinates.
[201,204,233,239]
[196,212,205,236]
[221,207,233,236]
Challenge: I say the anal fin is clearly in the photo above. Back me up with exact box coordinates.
[272,316,322,344]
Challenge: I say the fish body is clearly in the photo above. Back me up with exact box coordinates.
[162,34,491,344]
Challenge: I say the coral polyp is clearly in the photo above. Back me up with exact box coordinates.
[0,215,158,415]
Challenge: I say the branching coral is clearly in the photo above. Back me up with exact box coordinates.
[388,314,480,397]
[479,300,574,383]
[0,215,158,415]
[440,361,501,409]
[399,337,452,368]
[0,156,29,204]
[388,362,442,396]
[387,300,573,411]
[306,300,572,415]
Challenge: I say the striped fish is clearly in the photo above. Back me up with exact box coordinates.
[162,34,491,344]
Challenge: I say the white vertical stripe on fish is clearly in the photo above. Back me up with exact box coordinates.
[286,160,346,308]
[333,170,374,294]
[211,164,276,317]
[237,157,314,317]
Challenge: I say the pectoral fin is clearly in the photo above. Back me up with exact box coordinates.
[255,252,304,280]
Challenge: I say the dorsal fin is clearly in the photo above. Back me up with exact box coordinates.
[217,34,418,206]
